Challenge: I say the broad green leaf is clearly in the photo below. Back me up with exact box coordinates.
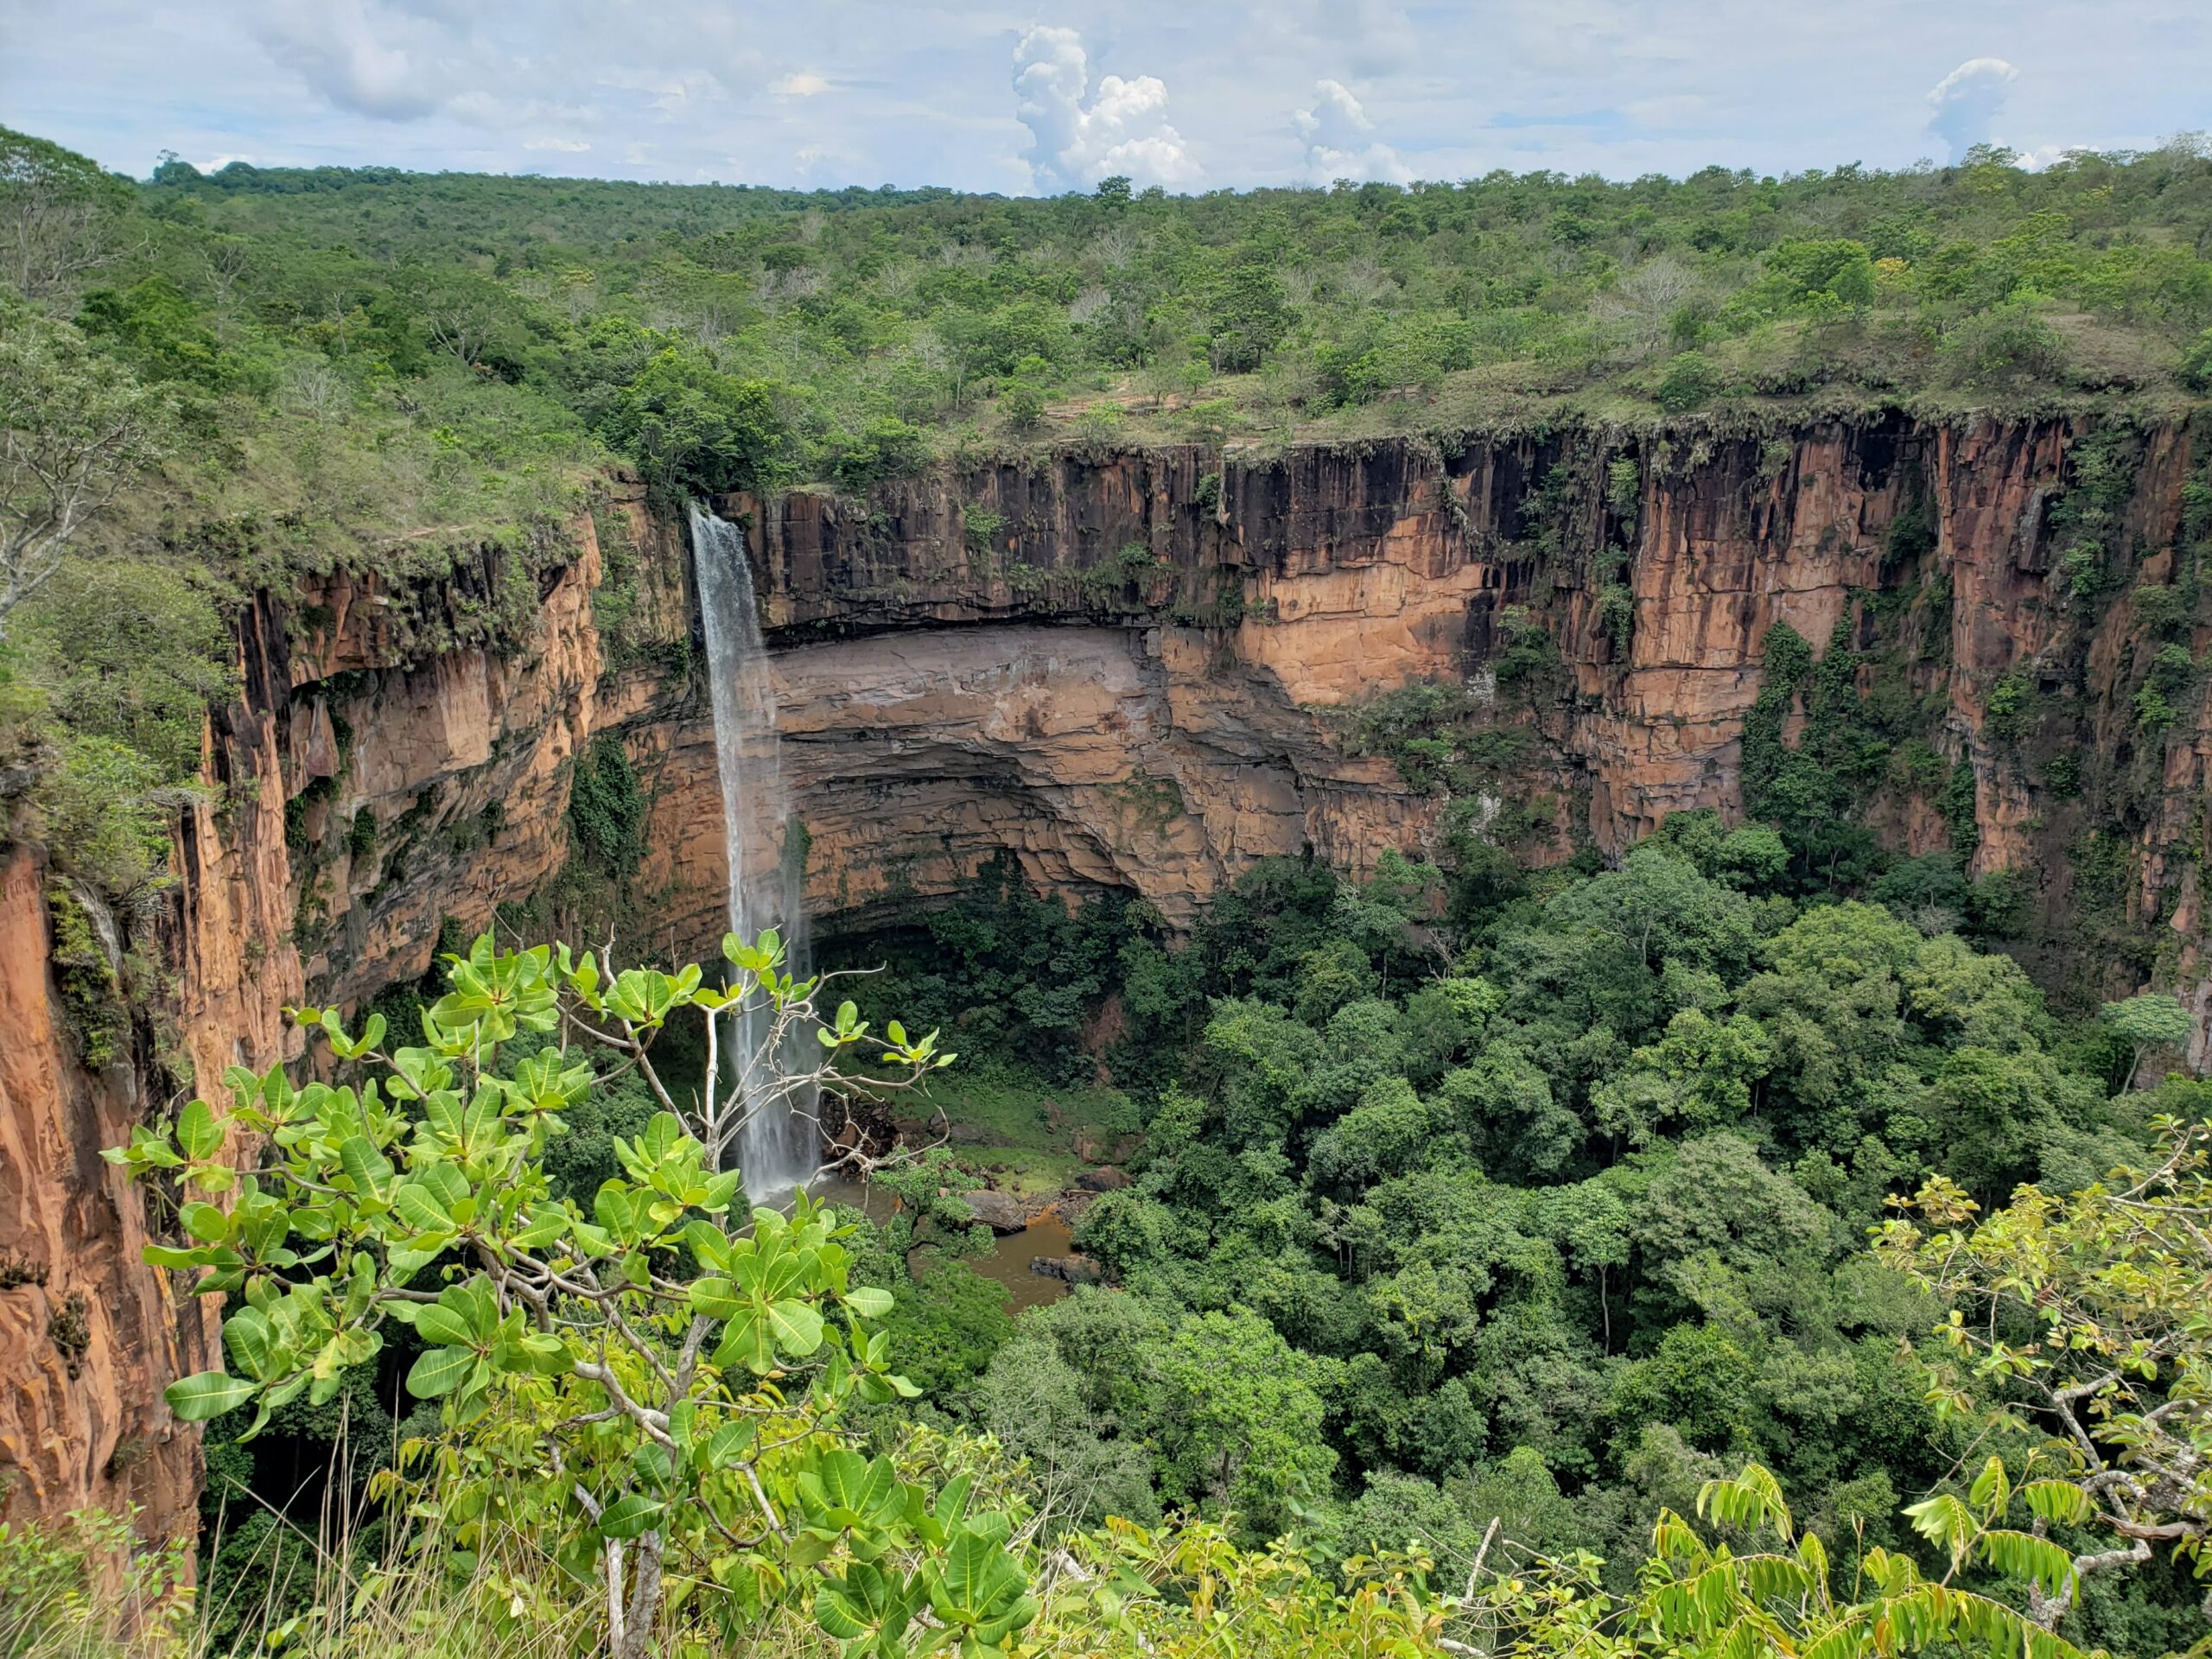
[815,1452,899,1522]
[698,1422,754,1471]
[176,1099,224,1162]
[712,1313,774,1375]
[766,1299,825,1357]
[843,1286,894,1319]
[165,1370,257,1421]
[143,1244,214,1270]
[179,1201,231,1244]
[406,1345,476,1398]
[631,1442,674,1488]
[683,1219,732,1268]
[338,1135,394,1202]
[598,1494,664,1540]
[515,1332,569,1373]
[223,1307,275,1381]
[392,1184,454,1232]
[414,1304,474,1347]
[687,1277,743,1319]
[513,1204,571,1249]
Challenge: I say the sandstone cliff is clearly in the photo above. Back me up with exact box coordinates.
[734,419,2202,980]
[3,413,2207,1535]
[0,846,218,1540]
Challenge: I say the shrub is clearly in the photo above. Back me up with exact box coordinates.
[105,931,1019,1659]
[1654,352,1718,411]
[596,346,789,505]
[2180,327,2212,392]
[1943,302,2067,390]
[827,416,928,493]
[998,380,1046,434]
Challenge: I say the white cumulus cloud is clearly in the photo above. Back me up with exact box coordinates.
[524,136,590,151]
[254,0,468,121]
[772,71,830,98]
[1013,26,1198,193]
[1927,57,2018,162]
[1294,79,1409,182]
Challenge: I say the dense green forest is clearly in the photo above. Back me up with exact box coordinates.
[828,827,2211,1656]
[122,130,2212,474]
[5,123,2212,1657]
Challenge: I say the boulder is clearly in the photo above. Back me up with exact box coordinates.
[961,1189,1029,1232]
[1029,1254,1104,1285]
[1072,1166,1131,1192]
[1076,1129,1144,1166]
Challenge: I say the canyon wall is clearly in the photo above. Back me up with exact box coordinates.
[0,847,220,1541]
[736,420,2201,974]
[3,412,2206,1533]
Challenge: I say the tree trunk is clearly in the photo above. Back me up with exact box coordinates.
[615,1530,664,1659]
[605,1538,626,1654]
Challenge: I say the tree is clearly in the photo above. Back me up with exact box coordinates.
[1543,1179,1632,1351]
[1873,1115,2212,1631]
[397,264,513,369]
[599,345,789,505]
[1141,1309,1338,1542]
[107,931,1037,1659]
[0,127,127,304]
[975,1335,1157,1533]
[2100,992,2194,1091]
[1546,845,1756,977]
[0,295,167,636]
[1205,251,1291,374]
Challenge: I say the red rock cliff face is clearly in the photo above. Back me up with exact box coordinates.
[734,420,2202,973]
[5,415,2207,1535]
[0,504,664,1536]
[0,847,221,1540]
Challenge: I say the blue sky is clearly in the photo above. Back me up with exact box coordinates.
[1,1,2205,191]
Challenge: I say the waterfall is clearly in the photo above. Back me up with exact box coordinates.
[688,502,817,1198]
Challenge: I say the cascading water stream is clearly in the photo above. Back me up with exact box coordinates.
[688,502,817,1198]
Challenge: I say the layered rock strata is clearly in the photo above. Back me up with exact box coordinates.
[5,414,2209,1534]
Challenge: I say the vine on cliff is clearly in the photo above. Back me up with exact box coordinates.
[1342,681,1533,798]
[1741,621,1815,816]
[2049,420,2145,609]
[45,882,128,1069]
[567,731,646,880]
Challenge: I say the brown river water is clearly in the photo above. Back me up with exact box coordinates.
[808,1175,1075,1314]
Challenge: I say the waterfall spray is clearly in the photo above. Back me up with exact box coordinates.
[688,502,817,1198]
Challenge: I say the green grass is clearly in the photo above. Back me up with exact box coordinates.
[902,1065,1136,1202]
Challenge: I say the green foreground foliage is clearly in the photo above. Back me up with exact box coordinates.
[32,907,2202,1659]
[102,929,1014,1659]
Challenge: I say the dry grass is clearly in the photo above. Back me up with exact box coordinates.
[0,1506,606,1659]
